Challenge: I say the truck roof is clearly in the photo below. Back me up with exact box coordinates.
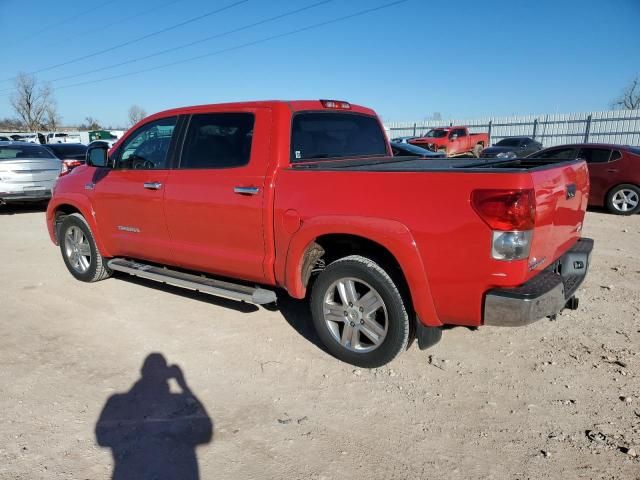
[147,100,377,121]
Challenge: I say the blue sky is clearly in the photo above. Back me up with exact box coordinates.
[0,0,638,127]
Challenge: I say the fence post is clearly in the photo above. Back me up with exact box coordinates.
[413,123,416,137]
[584,114,592,143]
[487,120,492,145]
[532,119,538,140]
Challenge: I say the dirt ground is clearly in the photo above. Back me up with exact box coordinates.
[0,205,638,480]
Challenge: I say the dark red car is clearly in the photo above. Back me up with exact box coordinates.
[529,144,640,215]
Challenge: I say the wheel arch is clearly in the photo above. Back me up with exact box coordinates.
[283,216,442,327]
[48,196,111,257]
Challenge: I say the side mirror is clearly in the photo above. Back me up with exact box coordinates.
[450,134,458,140]
[86,142,111,168]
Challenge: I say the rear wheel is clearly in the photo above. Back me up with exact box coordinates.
[310,255,410,368]
[606,184,640,215]
[472,143,483,158]
[59,213,112,282]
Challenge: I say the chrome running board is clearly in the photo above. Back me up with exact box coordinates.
[107,258,277,305]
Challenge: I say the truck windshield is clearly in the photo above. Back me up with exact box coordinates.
[424,129,449,138]
[291,112,387,162]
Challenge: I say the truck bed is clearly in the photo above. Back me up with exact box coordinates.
[290,156,582,173]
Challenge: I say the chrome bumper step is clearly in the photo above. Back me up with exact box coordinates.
[107,258,277,305]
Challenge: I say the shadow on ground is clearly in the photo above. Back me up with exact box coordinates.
[114,273,327,353]
[0,202,47,215]
[95,353,213,480]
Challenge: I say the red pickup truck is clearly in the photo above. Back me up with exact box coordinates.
[409,126,489,157]
[46,100,593,367]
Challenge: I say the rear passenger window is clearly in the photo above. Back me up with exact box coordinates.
[180,113,254,169]
[578,148,611,163]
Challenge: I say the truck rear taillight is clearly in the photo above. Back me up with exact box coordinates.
[59,159,83,177]
[320,99,351,110]
[471,189,535,231]
[472,189,536,261]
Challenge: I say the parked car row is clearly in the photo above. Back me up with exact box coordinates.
[392,127,639,216]
[0,141,97,204]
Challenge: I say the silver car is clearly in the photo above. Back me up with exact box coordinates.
[0,142,62,204]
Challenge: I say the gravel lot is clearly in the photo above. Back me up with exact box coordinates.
[0,205,638,480]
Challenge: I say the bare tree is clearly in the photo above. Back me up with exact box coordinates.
[10,73,56,131]
[0,117,24,131]
[612,77,640,110]
[81,116,101,130]
[128,105,147,126]
[44,104,62,131]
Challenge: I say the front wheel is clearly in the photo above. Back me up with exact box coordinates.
[59,213,112,282]
[606,184,640,215]
[310,255,410,368]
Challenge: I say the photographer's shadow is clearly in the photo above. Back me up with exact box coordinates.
[95,353,213,480]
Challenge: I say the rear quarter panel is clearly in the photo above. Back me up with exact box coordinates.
[274,167,550,326]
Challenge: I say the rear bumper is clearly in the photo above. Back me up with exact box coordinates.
[483,237,594,326]
[0,190,52,202]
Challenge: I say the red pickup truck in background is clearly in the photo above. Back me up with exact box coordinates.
[409,126,489,157]
[47,100,593,367]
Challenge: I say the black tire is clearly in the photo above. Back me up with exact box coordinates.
[59,213,112,282]
[310,255,410,368]
[605,184,640,215]
[472,143,483,158]
[606,183,640,215]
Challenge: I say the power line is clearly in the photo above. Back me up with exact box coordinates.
[49,0,409,93]
[5,0,334,91]
[21,0,120,41]
[45,0,187,50]
[0,0,248,83]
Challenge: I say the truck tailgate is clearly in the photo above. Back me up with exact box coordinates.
[528,160,589,275]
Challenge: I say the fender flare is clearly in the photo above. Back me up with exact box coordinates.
[47,194,113,258]
[282,215,441,326]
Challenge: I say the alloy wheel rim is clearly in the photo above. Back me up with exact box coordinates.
[322,277,388,353]
[612,189,639,212]
[64,226,92,273]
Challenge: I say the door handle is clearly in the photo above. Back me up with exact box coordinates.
[143,182,163,190]
[607,169,619,173]
[234,186,260,195]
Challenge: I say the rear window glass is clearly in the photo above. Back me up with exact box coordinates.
[496,138,521,147]
[578,148,611,163]
[291,112,387,162]
[535,148,578,160]
[47,144,87,157]
[0,145,55,160]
